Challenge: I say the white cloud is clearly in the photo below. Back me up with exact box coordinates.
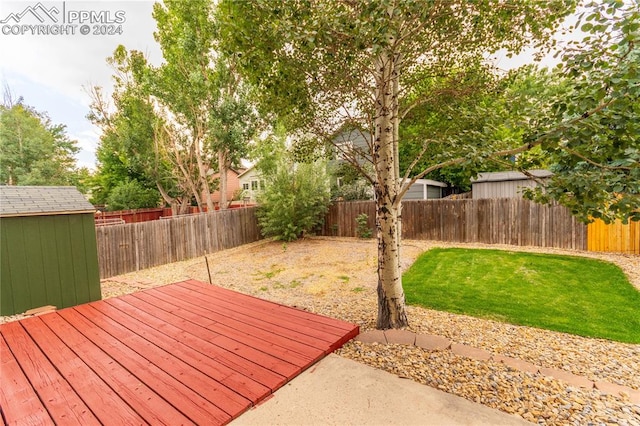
[0,0,161,168]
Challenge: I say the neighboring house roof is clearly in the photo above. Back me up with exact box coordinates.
[411,178,448,188]
[237,165,258,179]
[211,168,246,179]
[471,170,552,183]
[0,186,94,218]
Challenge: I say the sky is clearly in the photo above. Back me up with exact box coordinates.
[0,1,579,171]
[0,0,162,169]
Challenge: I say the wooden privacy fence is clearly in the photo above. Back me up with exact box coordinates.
[588,219,639,254]
[96,207,261,278]
[95,207,167,224]
[321,199,588,250]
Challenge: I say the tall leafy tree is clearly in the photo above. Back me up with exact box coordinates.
[524,1,640,223]
[208,59,258,209]
[399,66,568,190]
[1,98,79,186]
[94,0,257,212]
[149,0,220,210]
[218,0,639,329]
[88,47,188,211]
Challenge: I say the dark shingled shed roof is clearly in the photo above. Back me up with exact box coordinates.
[0,186,95,217]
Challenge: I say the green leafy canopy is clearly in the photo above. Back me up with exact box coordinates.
[1,99,80,187]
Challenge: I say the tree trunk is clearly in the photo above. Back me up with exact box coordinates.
[373,49,408,329]
[218,150,229,210]
[375,193,407,329]
[179,196,190,214]
[197,157,214,212]
[193,124,214,212]
[156,182,175,206]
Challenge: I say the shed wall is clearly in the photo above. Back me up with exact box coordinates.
[404,185,424,200]
[404,183,444,200]
[472,180,540,199]
[0,213,101,315]
[427,186,442,199]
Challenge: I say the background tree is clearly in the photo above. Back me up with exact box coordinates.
[105,179,161,211]
[208,59,258,209]
[1,97,80,186]
[399,66,568,191]
[88,86,163,206]
[523,1,640,223]
[217,0,581,329]
[254,130,331,241]
[91,0,258,212]
[88,48,189,212]
[147,0,220,211]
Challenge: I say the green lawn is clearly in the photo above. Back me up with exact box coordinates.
[403,248,640,343]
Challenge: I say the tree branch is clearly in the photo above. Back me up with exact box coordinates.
[565,147,633,171]
[399,96,622,201]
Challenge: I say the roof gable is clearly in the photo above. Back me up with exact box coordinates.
[0,186,94,217]
[237,165,257,178]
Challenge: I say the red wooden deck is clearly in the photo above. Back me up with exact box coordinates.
[0,279,359,425]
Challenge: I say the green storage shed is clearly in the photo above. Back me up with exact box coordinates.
[0,186,101,316]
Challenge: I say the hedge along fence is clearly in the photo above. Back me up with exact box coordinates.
[96,207,261,278]
[320,199,588,250]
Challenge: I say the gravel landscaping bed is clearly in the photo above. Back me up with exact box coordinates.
[3,237,639,425]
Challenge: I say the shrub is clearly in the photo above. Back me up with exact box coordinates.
[355,213,373,238]
[257,160,331,241]
[333,178,374,201]
[106,180,160,211]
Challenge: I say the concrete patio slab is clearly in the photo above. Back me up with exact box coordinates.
[232,354,532,426]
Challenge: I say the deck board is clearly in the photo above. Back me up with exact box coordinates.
[87,302,269,402]
[1,321,100,426]
[40,311,194,425]
[156,286,325,357]
[19,317,147,425]
[105,296,289,392]
[0,335,54,426]
[140,288,317,367]
[0,280,359,425]
[175,282,344,346]
[129,290,306,376]
[181,280,355,334]
[56,308,228,425]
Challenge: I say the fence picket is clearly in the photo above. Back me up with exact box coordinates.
[95,207,261,279]
[320,199,588,251]
[96,200,635,279]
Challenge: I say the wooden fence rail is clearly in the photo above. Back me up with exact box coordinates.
[96,207,261,279]
[320,199,588,250]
